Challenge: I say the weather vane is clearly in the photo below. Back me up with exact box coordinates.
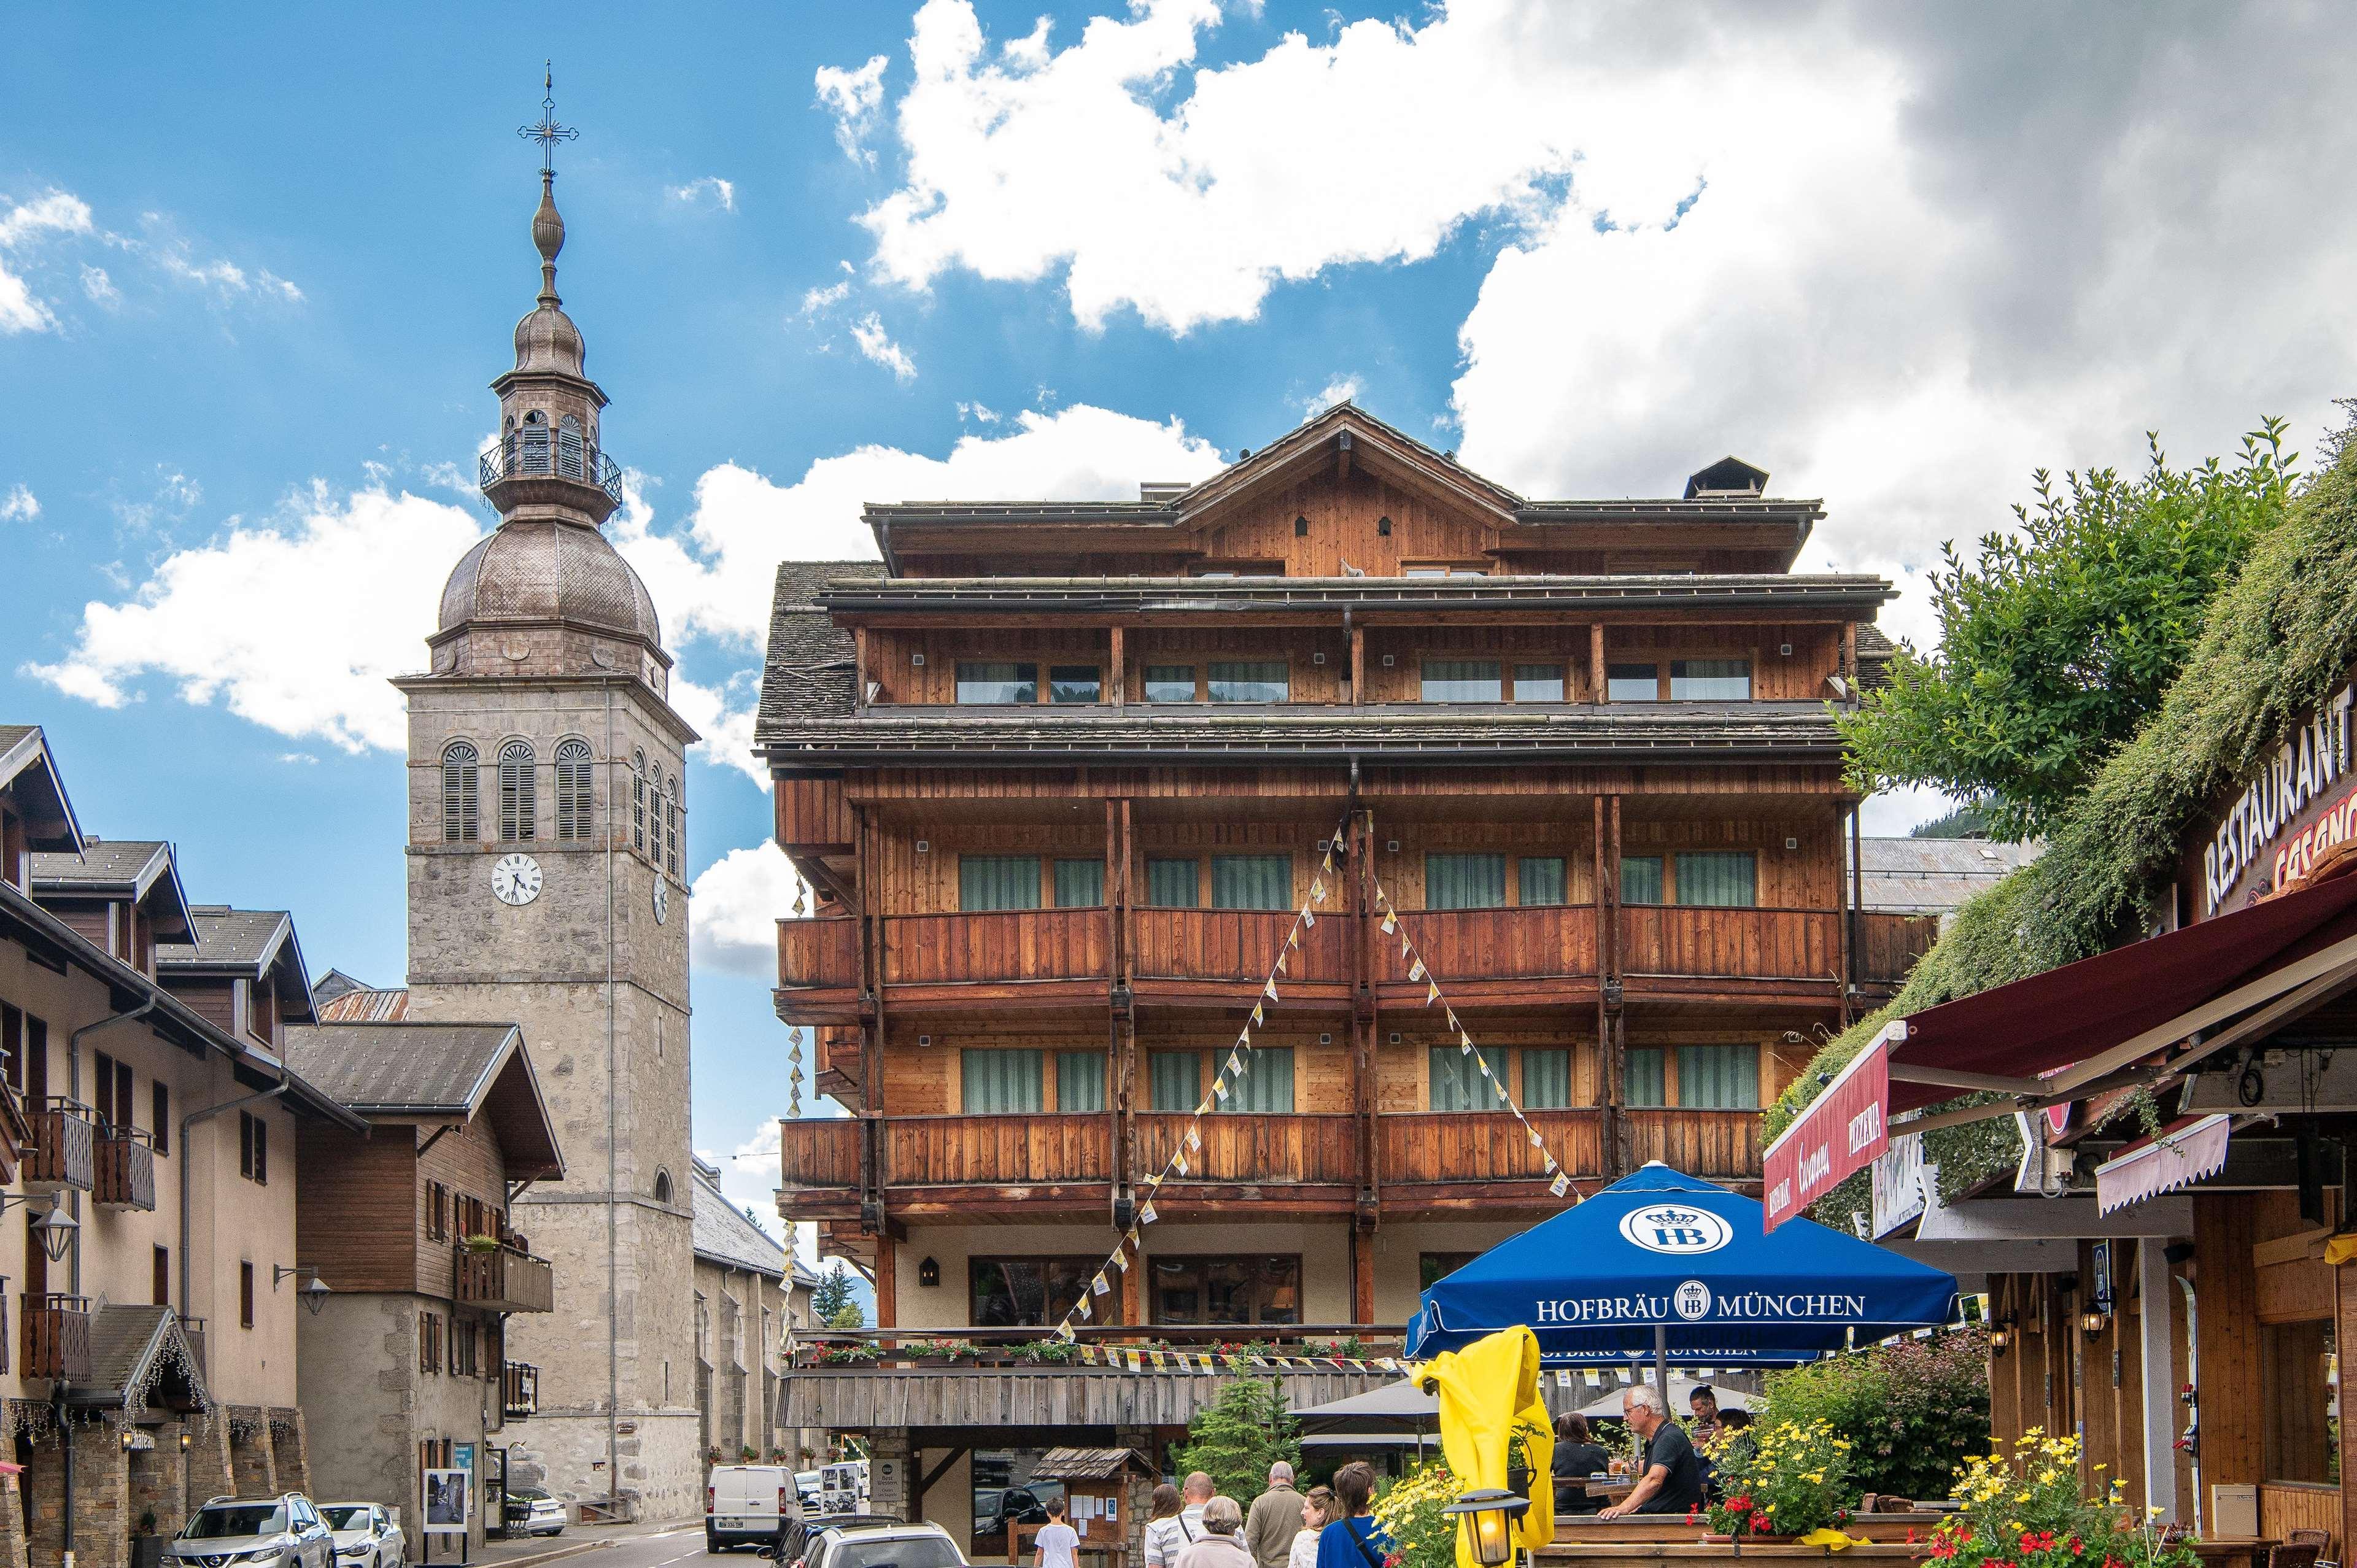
[519,62,579,175]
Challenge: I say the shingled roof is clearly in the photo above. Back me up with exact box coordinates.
[1853,835,2043,914]
[757,559,885,734]
[66,1304,208,1413]
[284,1020,563,1179]
[811,573,1892,616]
[29,838,193,938]
[0,724,82,852]
[691,1160,789,1279]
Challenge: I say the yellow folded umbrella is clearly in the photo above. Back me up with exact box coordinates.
[1415,1326,1555,1567]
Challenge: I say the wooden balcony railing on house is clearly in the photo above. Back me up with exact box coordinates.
[1616,906,1841,984]
[454,1245,555,1313]
[1625,1108,1763,1179]
[1380,1110,1606,1189]
[776,916,862,990]
[1374,908,1598,986]
[1856,910,1941,989]
[95,1123,157,1211]
[21,1099,96,1194]
[503,1361,540,1419]
[1130,909,1351,988]
[884,1114,1113,1186]
[1132,1113,1359,1186]
[883,910,1109,987]
[778,1118,864,1191]
[20,1293,91,1383]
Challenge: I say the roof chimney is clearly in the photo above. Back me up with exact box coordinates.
[1684,456,1770,499]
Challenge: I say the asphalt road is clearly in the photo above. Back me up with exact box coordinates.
[473,1523,730,1568]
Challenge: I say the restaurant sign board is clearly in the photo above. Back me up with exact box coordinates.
[2202,681,2357,916]
[1762,1023,1894,1232]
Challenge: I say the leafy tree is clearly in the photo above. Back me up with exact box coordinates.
[1839,423,2295,841]
[1908,801,1992,839]
[812,1261,867,1329]
[1173,1377,1302,1502]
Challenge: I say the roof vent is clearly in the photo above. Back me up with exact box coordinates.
[1684,455,1769,499]
[1139,482,1189,504]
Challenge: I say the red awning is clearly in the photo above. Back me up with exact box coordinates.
[1763,868,2357,1229]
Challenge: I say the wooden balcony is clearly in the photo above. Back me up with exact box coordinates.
[778,916,861,991]
[503,1361,540,1419]
[1131,909,1350,999]
[884,1114,1113,1212]
[95,1124,157,1211]
[1616,906,1841,997]
[1132,1112,1358,1203]
[1380,1110,1606,1206]
[780,1118,864,1192]
[1856,910,1940,991]
[21,1099,95,1195]
[1626,1108,1763,1181]
[20,1293,90,1383]
[1373,908,1598,1003]
[454,1245,555,1313]
[883,909,1109,997]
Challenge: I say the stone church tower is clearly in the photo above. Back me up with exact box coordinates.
[392,113,700,1522]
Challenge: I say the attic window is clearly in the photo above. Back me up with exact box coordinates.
[1376,516,1392,536]
[1294,516,1309,537]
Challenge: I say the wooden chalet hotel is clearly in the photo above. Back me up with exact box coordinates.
[756,405,1929,1545]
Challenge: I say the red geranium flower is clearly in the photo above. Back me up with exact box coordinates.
[1728,1496,1754,1514]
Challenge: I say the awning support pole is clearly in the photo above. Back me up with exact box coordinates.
[2137,1240,2179,1524]
[1653,1324,1668,1407]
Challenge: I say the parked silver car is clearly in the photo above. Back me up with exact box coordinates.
[168,1495,335,1568]
[320,1504,405,1568]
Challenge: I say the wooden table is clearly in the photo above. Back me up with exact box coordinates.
[1553,1514,1943,1545]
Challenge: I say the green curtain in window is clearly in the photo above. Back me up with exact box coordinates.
[1428,1046,1488,1111]
[1620,855,1665,905]
[1150,1052,1202,1111]
[1422,660,1503,702]
[1056,1051,1107,1113]
[955,662,1037,704]
[1212,855,1290,910]
[962,1049,1043,1113]
[1053,859,1105,908]
[1426,853,1507,910]
[1221,1048,1295,1113]
[1676,1045,1759,1108]
[961,855,1042,910]
[1625,1048,1666,1107]
[1513,665,1566,702]
[1518,857,1568,906]
[1673,851,1757,908]
[1145,666,1196,703]
[1669,658,1752,700]
[1146,858,1199,907]
[1207,661,1288,702]
[1521,1048,1572,1109]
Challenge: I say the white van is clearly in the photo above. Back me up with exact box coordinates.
[707,1466,799,1553]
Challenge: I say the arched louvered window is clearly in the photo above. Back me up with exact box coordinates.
[558,414,586,481]
[630,751,647,854]
[441,743,479,844]
[555,739,594,840]
[664,776,681,876]
[498,740,536,841]
[520,409,550,475]
[652,1168,674,1205]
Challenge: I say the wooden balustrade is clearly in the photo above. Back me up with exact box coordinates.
[1380,1110,1606,1186]
[776,917,861,989]
[95,1126,157,1211]
[20,1293,90,1382]
[1616,906,1840,982]
[883,910,1109,985]
[1130,909,1349,986]
[1625,1108,1762,1178]
[454,1245,555,1313]
[884,1114,1112,1185]
[1374,908,1597,983]
[1856,910,1940,989]
[778,1119,863,1190]
[1131,1113,1359,1184]
[21,1100,95,1194]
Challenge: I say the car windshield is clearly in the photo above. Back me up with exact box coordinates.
[509,1490,550,1504]
[186,1507,287,1539]
[832,1539,961,1568]
[321,1509,371,1532]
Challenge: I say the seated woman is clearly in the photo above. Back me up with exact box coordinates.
[1552,1413,1614,1515]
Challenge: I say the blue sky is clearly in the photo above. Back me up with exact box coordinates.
[8,1,2357,1239]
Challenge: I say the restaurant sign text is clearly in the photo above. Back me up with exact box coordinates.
[2204,682,2357,914]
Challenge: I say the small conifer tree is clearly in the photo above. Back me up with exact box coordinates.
[1173,1377,1302,1502]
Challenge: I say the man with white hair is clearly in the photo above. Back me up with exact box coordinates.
[1245,1462,1301,1568]
[1599,1384,1704,1519]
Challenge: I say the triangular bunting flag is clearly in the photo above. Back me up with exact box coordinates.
[1276,951,1288,975]
[1544,1155,1558,1175]
[1252,1003,1264,1027]
[1460,1029,1474,1052]
[1140,1200,1159,1225]
[1426,981,1442,1006]
[1460,1038,1473,1056]
[1494,1079,1509,1102]
[1287,925,1301,949]
[1174,1152,1189,1176]
[1407,959,1426,982]
[1445,1009,1459,1032]
[1528,1127,1544,1148]
[1093,1273,1110,1296]
[1212,1076,1229,1102]
[1226,1051,1246,1078]
[1054,1321,1076,1342]
[1185,1126,1201,1153]
[1477,1056,1492,1078]
[1310,878,1326,904]
[1075,1294,1092,1321]
[1379,911,1395,935]
[1302,908,1316,928]
[1114,1248,1132,1273]
[1264,977,1279,1002]
[1549,1172,1571,1197]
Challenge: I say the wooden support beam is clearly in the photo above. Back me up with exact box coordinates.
[1351,1225,1376,1327]
[1109,626,1126,707]
[1591,624,1608,704]
[873,1230,897,1329]
[913,1447,967,1523]
[855,626,871,707]
[1350,624,1366,705]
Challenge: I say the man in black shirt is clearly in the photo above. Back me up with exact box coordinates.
[1598,1386,1705,1518]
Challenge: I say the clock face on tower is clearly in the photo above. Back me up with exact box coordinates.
[652,878,668,924]
[490,852,543,906]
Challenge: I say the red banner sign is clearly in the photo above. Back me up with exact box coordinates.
[1762,1030,1893,1232]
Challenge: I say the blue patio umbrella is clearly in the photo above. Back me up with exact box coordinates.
[1406,1165,1959,1400]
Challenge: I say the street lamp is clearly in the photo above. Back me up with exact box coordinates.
[1444,1489,1530,1567]
[0,1192,80,1262]
[2080,1308,2108,1339]
[1990,1319,2014,1354]
[273,1265,333,1317]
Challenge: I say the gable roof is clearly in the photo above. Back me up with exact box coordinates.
[0,724,83,852]
[159,905,315,1021]
[757,558,886,737]
[283,1020,563,1178]
[692,1159,789,1278]
[314,983,412,1023]
[30,838,193,938]
[67,1305,209,1413]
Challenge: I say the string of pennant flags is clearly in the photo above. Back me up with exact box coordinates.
[1051,809,1589,1371]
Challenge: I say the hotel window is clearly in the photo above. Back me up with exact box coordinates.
[970,1257,1093,1327]
[1429,1046,1490,1111]
[1519,857,1568,906]
[1150,1051,1202,1111]
[1048,665,1101,704]
[498,740,535,841]
[241,1262,255,1329]
[1678,1045,1759,1109]
[1,1003,20,1092]
[1422,659,1502,702]
[961,1049,1044,1114]
[426,1180,449,1241]
[1145,857,1199,906]
[1673,851,1757,908]
[152,1082,169,1156]
[1145,665,1197,703]
[1426,853,1506,911]
[1211,854,1289,910]
[441,742,479,843]
[1152,1255,1301,1325]
[1207,660,1287,703]
[555,740,595,840]
[1522,1048,1573,1108]
[1052,859,1105,908]
[1625,1048,1667,1107]
[1619,855,1665,905]
[961,854,1043,911]
[956,661,1039,705]
[1606,663,1660,701]
[1670,658,1752,700]
[1056,1051,1107,1113]
[1514,664,1567,702]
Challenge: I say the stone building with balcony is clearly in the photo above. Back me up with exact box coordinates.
[285,1007,563,1552]
[1,725,365,1568]
[689,1158,819,1471]
[754,406,1941,1551]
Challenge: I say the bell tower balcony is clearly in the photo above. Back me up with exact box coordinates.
[479,428,624,525]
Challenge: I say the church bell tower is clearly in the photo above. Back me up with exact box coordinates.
[393,72,701,1523]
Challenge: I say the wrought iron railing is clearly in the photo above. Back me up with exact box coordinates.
[478,428,624,501]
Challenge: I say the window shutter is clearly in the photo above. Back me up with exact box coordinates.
[442,744,479,843]
[498,741,536,841]
[555,740,594,840]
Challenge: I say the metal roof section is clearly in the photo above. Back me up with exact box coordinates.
[30,838,195,938]
[1852,836,2043,914]
[284,1019,563,1180]
[160,906,317,1023]
[811,573,1892,616]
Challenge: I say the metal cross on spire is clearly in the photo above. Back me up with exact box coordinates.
[519,62,579,175]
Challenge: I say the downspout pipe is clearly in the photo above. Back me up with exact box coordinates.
[69,994,160,1297]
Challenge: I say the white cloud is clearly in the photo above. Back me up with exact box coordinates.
[79,264,117,306]
[850,312,916,381]
[152,244,303,304]
[279,752,319,766]
[669,670,767,789]
[691,841,805,979]
[800,279,851,315]
[0,485,37,522]
[1303,375,1362,416]
[26,484,484,752]
[815,54,891,164]
[955,401,1000,424]
[669,176,738,212]
[0,188,93,333]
